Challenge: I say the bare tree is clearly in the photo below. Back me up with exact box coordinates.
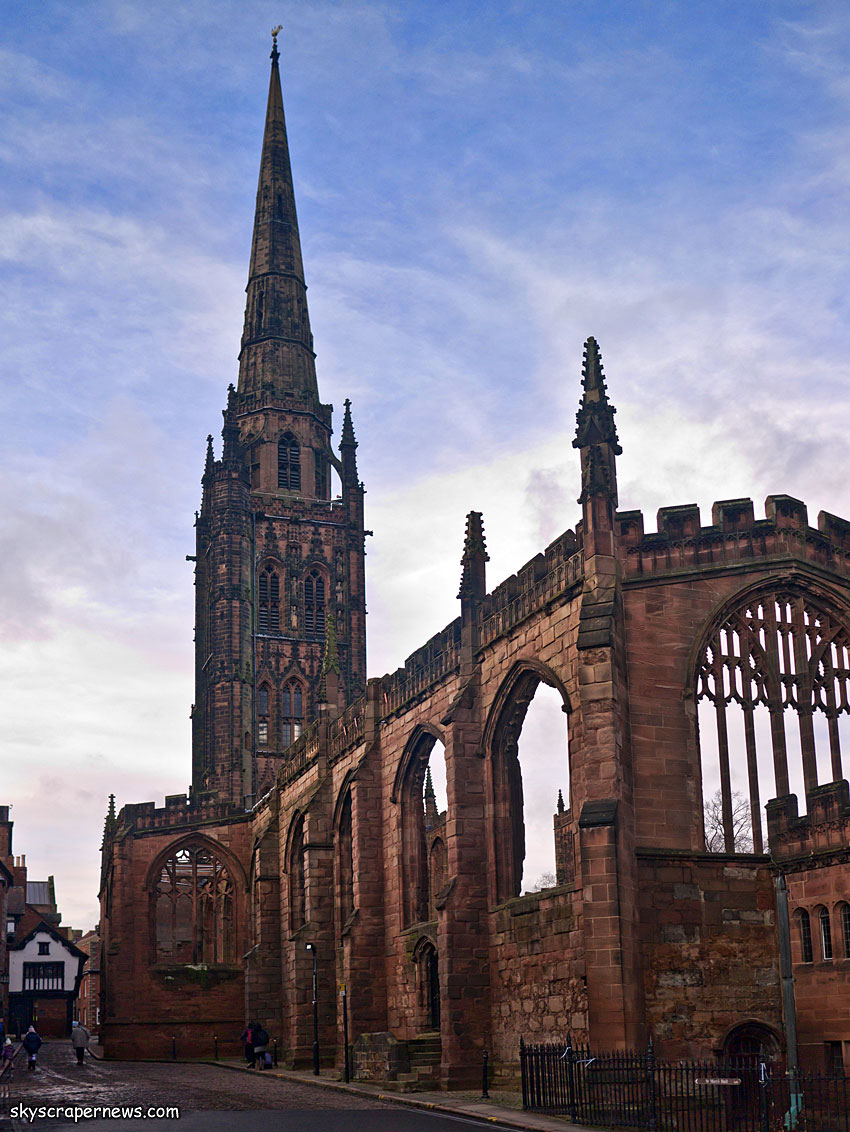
[704,789,753,853]
[526,871,558,893]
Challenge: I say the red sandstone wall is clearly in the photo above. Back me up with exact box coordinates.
[638,851,782,1058]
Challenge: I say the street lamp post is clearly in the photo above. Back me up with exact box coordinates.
[306,943,319,1075]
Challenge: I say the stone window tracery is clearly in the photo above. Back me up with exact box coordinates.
[258,566,280,633]
[304,571,326,635]
[289,816,306,931]
[278,433,301,491]
[154,844,235,965]
[281,679,303,748]
[257,683,271,747]
[696,589,850,852]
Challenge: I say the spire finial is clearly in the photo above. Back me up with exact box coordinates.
[271,24,282,64]
[341,398,357,448]
[458,510,489,601]
[573,337,621,454]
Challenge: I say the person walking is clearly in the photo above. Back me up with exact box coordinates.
[252,1023,270,1071]
[239,1022,256,1068]
[70,1021,90,1065]
[22,1026,41,1071]
[1,1037,14,1073]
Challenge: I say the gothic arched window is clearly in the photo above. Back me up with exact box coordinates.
[337,789,354,931]
[258,566,280,633]
[257,683,271,747]
[696,589,850,853]
[154,844,235,965]
[304,571,325,635]
[820,906,834,961]
[278,433,301,491]
[289,816,305,931]
[281,679,304,748]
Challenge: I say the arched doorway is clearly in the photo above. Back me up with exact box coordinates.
[413,937,440,1032]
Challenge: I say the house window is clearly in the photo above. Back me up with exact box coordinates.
[799,909,813,963]
[281,680,303,748]
[23,962,63,991]
[826,1041,844,1075]
[820,907,834,961]
[304,571,325,635]
[154,844,235,965]
[258,567,280,633]
[278,433,301,491]
[38,941,50,955]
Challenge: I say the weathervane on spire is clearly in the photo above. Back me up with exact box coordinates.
[271,24,282,63]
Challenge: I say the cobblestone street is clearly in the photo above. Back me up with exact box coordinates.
[0,1042,530,1132]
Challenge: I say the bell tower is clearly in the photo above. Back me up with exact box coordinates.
[191,32,367,807]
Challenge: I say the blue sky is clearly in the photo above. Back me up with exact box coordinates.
[2,1,850,926]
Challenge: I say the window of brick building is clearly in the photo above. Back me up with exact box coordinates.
[38,941,49,955]
[841,902,850,959]
[278,433,300,491]
[257,683,270,747]
[826,1041,844,1075]
[696,590,850,852]
[820,906,834,961]
[304,571,326,635]
[281,680,303,748]
[23,962,63,991]
[154,844,235,965]
[798,909,813,963]
[258,567,280,633]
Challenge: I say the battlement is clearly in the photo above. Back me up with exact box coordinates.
[119,793,245,833]
[618,495,850,580]
[329,697,366,764]
[277,720,321,787]
[766,781,850,861]
[380,619,462,718]
[480,529,581,647]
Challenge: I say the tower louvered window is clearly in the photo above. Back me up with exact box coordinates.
[278,433,301,490]
[305,571,325,635]
[258,567,280,633]
[281,679,303,748]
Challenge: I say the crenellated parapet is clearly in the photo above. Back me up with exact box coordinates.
[380,620,463,719]
[618,495,850,581]
[766,780,850,864]
[117,794,245,835]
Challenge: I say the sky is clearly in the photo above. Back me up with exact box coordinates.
[2,0,850,926]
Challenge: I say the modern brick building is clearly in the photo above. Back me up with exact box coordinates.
[99,40,850,1082]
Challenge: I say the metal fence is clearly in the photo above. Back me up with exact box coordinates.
[520,1039,850,1132]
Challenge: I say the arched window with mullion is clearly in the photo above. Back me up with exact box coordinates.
[304,571,326,635]
[281,679,304,748]
[258,566,280,633]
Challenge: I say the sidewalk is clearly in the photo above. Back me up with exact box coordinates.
[214,1057,588,1132]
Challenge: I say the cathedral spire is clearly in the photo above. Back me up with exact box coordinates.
[238,32,318,401]
[573,337,620,507]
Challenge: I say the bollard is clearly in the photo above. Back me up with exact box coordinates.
[214,1035,218,1061]
[273,1038,279,1067]
[171,1036,177,1061]
[482,1049,490,1099]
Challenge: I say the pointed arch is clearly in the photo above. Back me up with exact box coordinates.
[278,432,301,491]
[483,659,571,903]
[691,575,850,852]
[281,676,304,748]
[258,563,281,633]
[304,568,327,635]
[286,811,306,932]
[394,724,446,927]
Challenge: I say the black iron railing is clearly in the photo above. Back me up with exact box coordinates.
[520,1039,850,1132]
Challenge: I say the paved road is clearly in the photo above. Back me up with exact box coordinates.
[0,1042,516,1131]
